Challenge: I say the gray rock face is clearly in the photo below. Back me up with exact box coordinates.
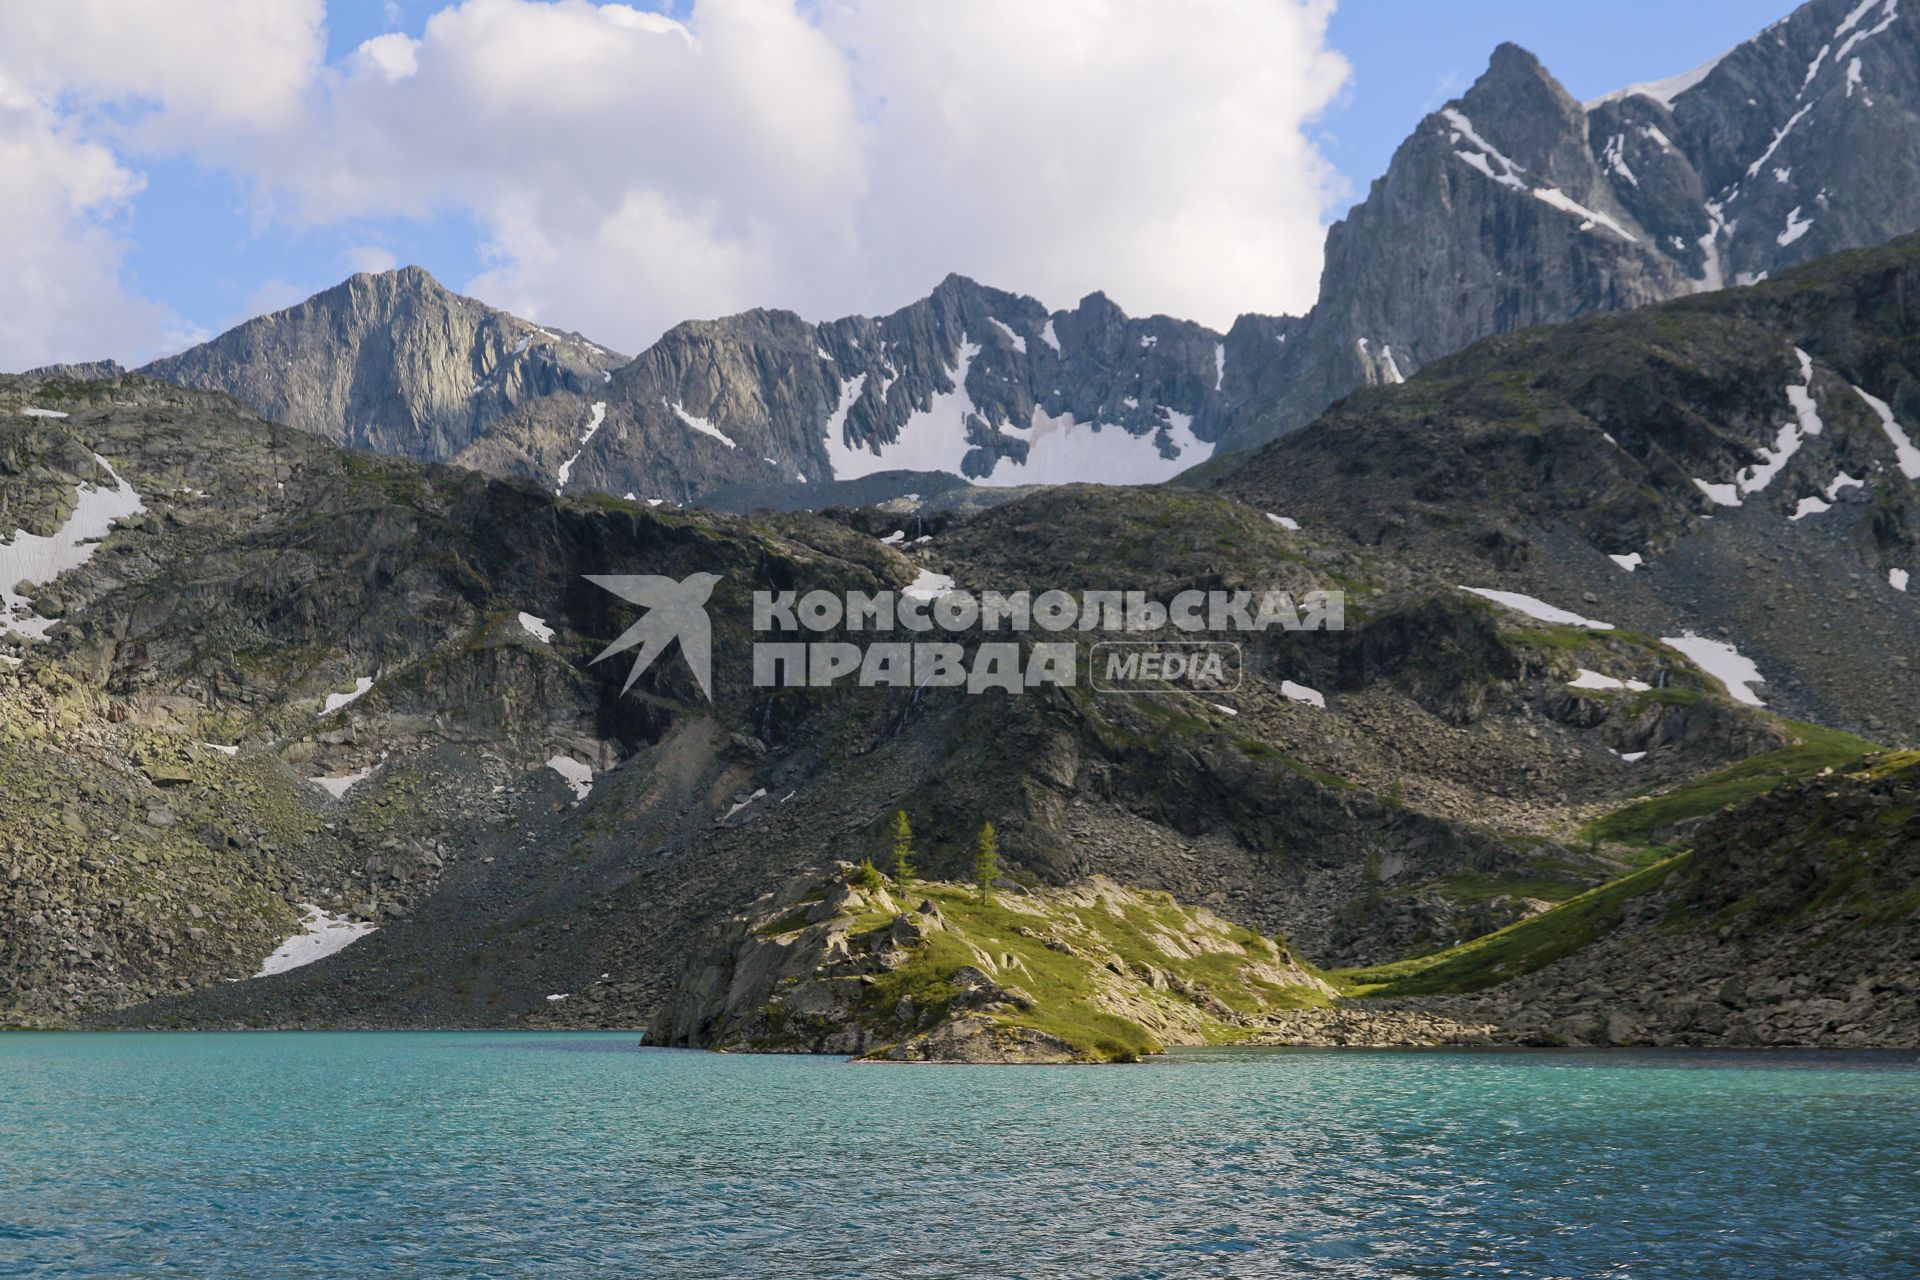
[1222,0,1920,450]
[141,267,625,462]
[483,0,1920,495]
[456,274,1232,504]
[1221,230,1920,738]
[102,1,1920,502]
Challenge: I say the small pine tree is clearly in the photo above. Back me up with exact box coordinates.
[850,858,885,892]
[975,821,999,905]
[890,810,915,886]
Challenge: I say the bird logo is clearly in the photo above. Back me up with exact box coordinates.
[584,572,721,701]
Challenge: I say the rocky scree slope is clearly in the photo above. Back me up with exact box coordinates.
[0,373,902,1024]
[1222,233,1920,740]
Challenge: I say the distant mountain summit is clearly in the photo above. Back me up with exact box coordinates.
[1222,0,1920,448]
[456,273,1233,505]
[141,267,625,462]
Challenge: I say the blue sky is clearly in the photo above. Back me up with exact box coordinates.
[13,0,1798,366]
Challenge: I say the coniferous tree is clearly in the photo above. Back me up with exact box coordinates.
[891,810,915,887]
[975,822,998,905]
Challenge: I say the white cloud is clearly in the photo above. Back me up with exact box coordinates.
[343,244,401,275]
[0,1,323,141]
[356,32,422,82]
[0,74,176,369]
[0,1,325,368]
[826,0,1349,328]
[0,0,1349,365]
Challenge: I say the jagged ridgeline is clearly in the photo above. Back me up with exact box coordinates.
[64,0,1920,512]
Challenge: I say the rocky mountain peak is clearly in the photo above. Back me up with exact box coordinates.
[1213,0,1920,456]
[140,269,626,463]
[1453,43,1592,181]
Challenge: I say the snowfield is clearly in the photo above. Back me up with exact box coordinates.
[254,906,376,978]
[0,454,146,640]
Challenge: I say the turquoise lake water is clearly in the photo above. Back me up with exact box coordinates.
[2,1035,1917,1278]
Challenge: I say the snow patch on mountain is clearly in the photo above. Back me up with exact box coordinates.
[1778,207,1814,247]
[1442,108,1527,192]
[902,569,955,602]
[1358,337,1405,383]
[1847,57,1869,99]
[547,755,593,802]
[313,767,374,799]
[0,454,146,640]
[1746,102,1816,180]
[1835,0,1899,62]
[1569,669,1651,692]
[1280,680,1326,709]
[1459,587,1613,629]
[1697,352,1825,502]
[987,317,1026,354]
[1587,48,1730,110]
[824,343,980,481]
[554,400,608,495]
[1532,188,1637,242]
[1662,632,1767,706]
[981,405,1211,487]
[1694,478,1742,507]
[1697,200,1733,292]
[667,400,737,450]
[1854,385,1920,478]
[1602,134,1637,186]
[254,906,376,978]
[323,677,374,714]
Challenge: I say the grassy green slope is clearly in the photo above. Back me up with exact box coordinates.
[1581,721,1879,859]
[1329,855,1688,999]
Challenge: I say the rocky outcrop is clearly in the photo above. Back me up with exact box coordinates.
[1232,44,1687,449]
[141,267,624,462]
[648,865,1336,1063]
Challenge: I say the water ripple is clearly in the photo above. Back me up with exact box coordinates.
[1,1037,1916,1277]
